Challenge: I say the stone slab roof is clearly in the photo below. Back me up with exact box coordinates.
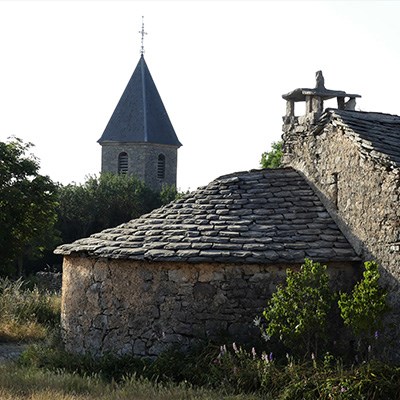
[316,109,400,169]
[98,55,182,147]
[55,168,359,264]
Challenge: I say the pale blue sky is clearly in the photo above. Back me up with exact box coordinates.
[0,1,399,191]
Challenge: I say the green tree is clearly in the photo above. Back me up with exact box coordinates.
[260,141,283,168]
[338,261,388,357]
[263,258,333,358]
[56,173,175,245]
[0,138,59,276]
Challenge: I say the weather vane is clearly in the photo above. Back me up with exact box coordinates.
[139,16,147,55]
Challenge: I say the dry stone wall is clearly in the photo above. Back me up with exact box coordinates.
[62,256,355,357]
[283,121,399,276]
[283,114,400,358]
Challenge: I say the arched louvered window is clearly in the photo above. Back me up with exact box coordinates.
[157,154,165,179]
[118,152,128,174]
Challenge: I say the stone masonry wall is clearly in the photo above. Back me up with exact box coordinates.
[143,143,178,191]
[283,121,400,357]
[101,143,177,191]
[62,256,356,357]
[283,122,399,275]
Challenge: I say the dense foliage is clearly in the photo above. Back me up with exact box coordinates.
[0,138,181,276]
[339,261,388,357]
[56,173,167,245]
[262,260,388,363]
[0,138,59,276]
[260,141,283,168]
[263,259,333,358]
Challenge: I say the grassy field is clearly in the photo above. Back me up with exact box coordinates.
[0,278,60,342]
[0,278,257,399]
[1,277,400,399]
[0,364,258,400]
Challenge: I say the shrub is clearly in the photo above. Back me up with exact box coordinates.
[262,259,333,358]
[338,261,389,359]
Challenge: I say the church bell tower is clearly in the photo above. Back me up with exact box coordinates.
[98,19,182,191]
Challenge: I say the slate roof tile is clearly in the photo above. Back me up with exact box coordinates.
[98,55,181,147]
[316,109,400,168]
[55,168,360,264]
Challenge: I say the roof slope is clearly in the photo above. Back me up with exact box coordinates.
[55,168,359,264]
[316,109,400,169]
[98,55,182,147]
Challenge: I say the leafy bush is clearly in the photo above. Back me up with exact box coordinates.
[262,259,389,364]
[263,259,333,358]
[260,141,283,169]
[338,261,388,359]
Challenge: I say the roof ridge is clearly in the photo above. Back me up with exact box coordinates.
[140,55,148,141]
[326,108,400,120]
[215,167,296,181]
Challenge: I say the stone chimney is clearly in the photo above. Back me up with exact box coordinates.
[281,71,361,162]
[282,71,361,125]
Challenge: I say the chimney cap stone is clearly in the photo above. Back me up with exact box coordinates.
[282,71,361,102]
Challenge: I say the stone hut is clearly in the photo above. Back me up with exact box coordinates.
[55,168,359,357]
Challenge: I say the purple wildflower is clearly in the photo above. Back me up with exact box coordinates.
[220,344,227,356]
[262,352,269,363]
[232,342,238,353]
[251,347,256,360]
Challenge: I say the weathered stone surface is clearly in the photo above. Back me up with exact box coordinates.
[55,168,359,265]
[61,257,356,357]
[282,106,400,359]
[283,107,399,269]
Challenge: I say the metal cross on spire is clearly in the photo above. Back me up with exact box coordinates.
[139,16,147,55]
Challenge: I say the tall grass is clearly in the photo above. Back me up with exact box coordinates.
[1,277,399,398]
[0,277,60,342]
[19,342,400,399]
[0,365,256,400]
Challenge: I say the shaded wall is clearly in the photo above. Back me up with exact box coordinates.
[62,256,356,357]
[283,122,399,277]
[283,120,400,358]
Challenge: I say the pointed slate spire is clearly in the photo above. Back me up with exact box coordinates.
[98,55,182,147]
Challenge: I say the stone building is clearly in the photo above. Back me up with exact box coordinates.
[98,54,182,191]
[282,73,399,272]
[56,168,359,356]
[56,71,399,359]
[281,71,400,353]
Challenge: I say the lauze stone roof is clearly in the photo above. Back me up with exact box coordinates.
[317,109,400,169]
[55,168,359,264]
